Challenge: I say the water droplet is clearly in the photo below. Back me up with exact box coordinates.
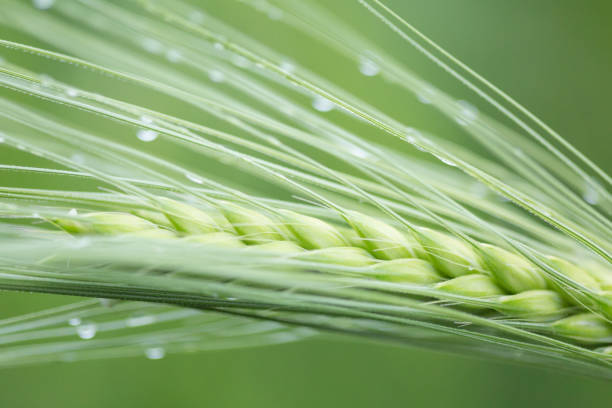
[232,55,250,68]
[126,314,156,327]
[145,347,165,360]
[166,49,182,63]
[0,136,5,143]
[137,129,158,142]
[208,69,225,83]
[32,212,40,218]
[185,172,203,184]
[416,87,435,104]
[267,8,283,20]
[142,38,163,54]
[140,115,154,125]
[188,10,204,23]
[65,88,79,97]
[76,323,97,339]
[213,42,224,51]
[71,153,86,164]
[583,183,599,205]
[68,208,78,216]
[33,0,54,10]
[358,57,379,77]
[68,317,81,326]
[312,96,334,112]
[279,60,295,74]
[348,145,370,159]
[433,154,456,167]
[455,100,479,126]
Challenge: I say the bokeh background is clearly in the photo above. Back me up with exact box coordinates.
[0,0,610,406]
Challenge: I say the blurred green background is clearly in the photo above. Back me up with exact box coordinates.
[0,0,611,406]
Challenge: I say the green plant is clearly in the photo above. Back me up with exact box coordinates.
[0,0,610,378]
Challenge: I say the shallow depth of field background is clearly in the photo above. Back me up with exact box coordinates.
[1,0,611,406]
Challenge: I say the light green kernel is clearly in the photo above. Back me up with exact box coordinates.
[183,232,245,248]
[435,274,504,298]
[498,290,565,321]
[131,209,174,229]
[369,258,443,284]
[552,313,612,344]
[585,261,612,291]
[480,244,547,293]
[546,256,600,291]
[418,228,482,278]
[347,211,421,260]
[222,202,284,245]
[295,247,374,267]
[159,198,218,234]
[250,241,304,254]
[279,210,347,249]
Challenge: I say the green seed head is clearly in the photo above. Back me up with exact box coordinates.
[279,210,347,249]
[435,274,504,299]
[369,258,443,284]
[183,232,246,248]
[222,202,285,245]
[480,244,547,293]
[417,228,482,278]
[158,198,218,234]
[346,211,422,260]
[552,313,612,344]
[498,290,565,321]
[295,247,374,267]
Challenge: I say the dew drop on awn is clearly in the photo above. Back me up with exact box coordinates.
[137,129,158,142]
[76,323,97,340]
[312,96,334,112]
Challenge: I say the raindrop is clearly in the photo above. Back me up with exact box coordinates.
[137,129,158,142]
[433,154,456,167]
[145,347,166,360]
[267,8,283,20]
[76,323,97,339]
[348,145,370,159]
[232,55,250,68]
[279,60,295,74]
[208,69,225,83]
[583,183,599,205]
[142,38,163,54]
[68,208,78,216]
[65,88,79,97]
[126,314,156,327]
[454,100,479,126]
[312,96,334,112]
[68,317,81,326]
[0,136,4,143]
[416,87,435,104]
[166,49,182,63]
[188,10,204,23]
[71,153,86,164]
[140,115,154,125]
[358,57,379,77]
[185,172,203,184]
[33,0,54,10]
[213,42,224,51]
